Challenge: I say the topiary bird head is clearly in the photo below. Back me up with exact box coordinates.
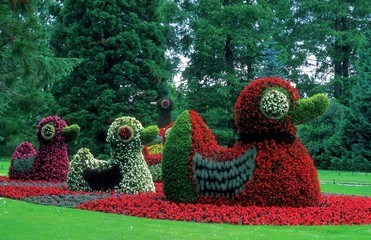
[151,96,174,128]
[107,116,159,153]
[37,116,80,144]
[234,77,329,143]
[151,97,174,112]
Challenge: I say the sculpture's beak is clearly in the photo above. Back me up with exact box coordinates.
[291,93,330,125]
[140,125,159,145]
[61,124,81,142]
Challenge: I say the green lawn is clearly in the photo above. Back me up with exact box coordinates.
[0,156,370,239]
[0,156,10,176]
[318,170,371,196]
[1,198,370,240]
[318,170,370,184]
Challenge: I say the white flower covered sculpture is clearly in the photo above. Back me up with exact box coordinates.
[67,116,157,194]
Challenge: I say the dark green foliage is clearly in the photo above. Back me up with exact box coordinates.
[12,157,35,172]
[293,0,369,102]
[334,111,371,171]
[162,110,196,203]
[61,124,81,142]
[291,94,330,125]
[192,148,256,198]
[298,101,346,169]
[254,38,287,79]
[140,125,159,145]
[148,163,162,182]
[298,101,370,171]
[165,1,277,146]
[299,28,370,171]
[351,29,371,121]
[51,0,170,154]
[0,0,80,150]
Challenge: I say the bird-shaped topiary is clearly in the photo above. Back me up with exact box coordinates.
[8,116,80,182]
[162,77,329,207]
[151,96,174,128]
[67,116,157,193]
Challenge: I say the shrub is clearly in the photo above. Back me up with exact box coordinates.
[162,110,196,203]
[148,163,162,182]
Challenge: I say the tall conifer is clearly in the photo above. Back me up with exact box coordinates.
[51,0,170,154]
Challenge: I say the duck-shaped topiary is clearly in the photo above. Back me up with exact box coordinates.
[8,116,80,182]
[151,96,174,128]
[162,77,329,207]
[67,116,157,193]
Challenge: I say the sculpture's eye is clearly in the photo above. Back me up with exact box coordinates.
[260,89,290,120]
[41,124,56,140]
[117,125,134,142]
[160,98,171,109]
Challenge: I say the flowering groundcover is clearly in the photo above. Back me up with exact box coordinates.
[0,176,370,226]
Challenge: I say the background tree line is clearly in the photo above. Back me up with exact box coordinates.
[0,0,369,171]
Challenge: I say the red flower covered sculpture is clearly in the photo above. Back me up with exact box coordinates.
[8,116,80,182]
[162,77,329,207]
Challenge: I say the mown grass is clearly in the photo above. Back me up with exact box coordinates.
[318,170,370,184]
[0,156,10,176]
[0,156,370,240]
[317,170,371,196]
[1,198,370,240]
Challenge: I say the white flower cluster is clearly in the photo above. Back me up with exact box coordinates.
[260,89,290,119]
[67,148,107,191]
[67,116,155,193]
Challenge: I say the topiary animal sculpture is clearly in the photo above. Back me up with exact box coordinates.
[162,77,329,207]
[151,96,174,128]
[8,116,80,182]
[67,116,157,193]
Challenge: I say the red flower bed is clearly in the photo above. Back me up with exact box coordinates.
[0,185,70,199]
[1,178,370,226]
[77,183,371,225]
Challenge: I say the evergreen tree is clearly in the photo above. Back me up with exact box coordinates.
[166,0,276,144]
[298,101,346,170]
[254,38,287,79]
[299,29,370,171]
[351,29,371,121]
[335,29,371,171]
[0,0,80,150]
[51,0,171,154]
[293,0,369,104]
